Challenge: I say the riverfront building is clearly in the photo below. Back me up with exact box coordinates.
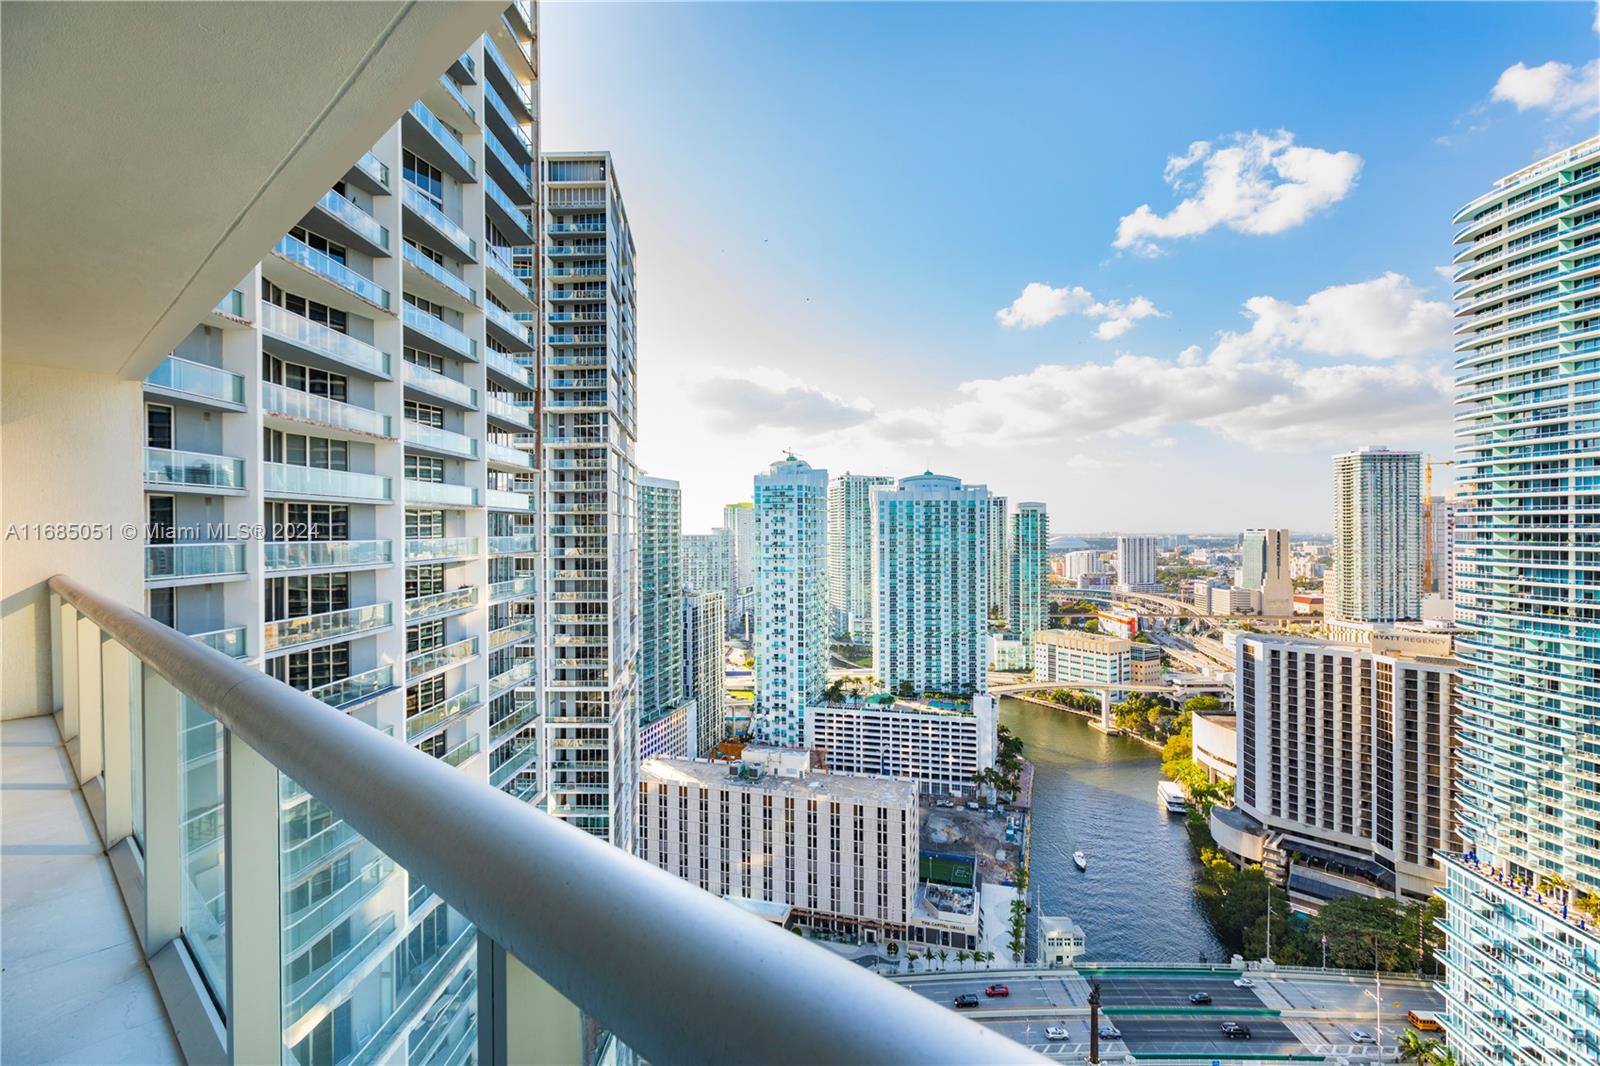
[804,693,998,794]
[1330,447,1422,624]
[639,477,691,758]
[1224,633,1458,906]
[542,150,639,847]
[1032,629,1161,697]
[752,455,829,746]
[988,495,1011,623]
[1007,502,1049,668]
[828,473,892,643]
[1114,534,1160,593]
[871,472,991,697]
[1439,136,1600,1065]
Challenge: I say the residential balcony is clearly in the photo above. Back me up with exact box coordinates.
[482,36,534,119]
[144,542,247,585]
[482,81,533,163]
[404,536,478,563]
[212,287,247,321]
[487,487,536,511]
[405,420,479,460]
[345,150,390,196]
[305,187,390,258]
[405,479,479,508]
[436,72,476,124]
[548,221,606,236]
[401,182,477,262]
[403,100,476,182]
[488,657,538,698]
[307,663,396,710]
[263,462,392,503]
[262,381,394,440]
[490,698,539,741]
[486,395,534,430]
[486,246,536,308]
[485,347,533,389]
[485,174,535,238]
[402,358,478,409]
[487,441,535,471]
[486,301,533,350]
[489,616,539,649]
[490,741,539,788]
[489,533,540,555]
[403,302,477,361]
[403,242,477,309]
[435,732,482,771]
[406,636,479,682]
[259,300,392,379]
[144,355,246,411]
[190,625,247,658]
[143,446,246,494]
[271,233,391,312]
[489,575,538,603]
[263,601,393,651]
[404,585,479,621]
[485,127,531,195]
[545,264,606,280]
[406,685,480,740]
[263,539,393,572]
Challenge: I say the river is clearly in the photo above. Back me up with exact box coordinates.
[1001,697,1226,963]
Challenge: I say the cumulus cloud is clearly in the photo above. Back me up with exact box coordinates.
[1114,130,1362,254]
[995,283,1166,339]
[690,369,873,433]
[1491,59,1600,119]
[1210,272,1453,363]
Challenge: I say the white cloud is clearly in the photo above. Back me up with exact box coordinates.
[689,369,873,433]
[1491,59,1600,118]
[1210,272,1454,363]
[995,282,1166,339]
[1114,130,1362,254]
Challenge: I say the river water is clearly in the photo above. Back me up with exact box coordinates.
[1002,697,1226,963]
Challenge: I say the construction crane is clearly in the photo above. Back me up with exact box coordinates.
[1423,456,1458,594]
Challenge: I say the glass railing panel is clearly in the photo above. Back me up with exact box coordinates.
[355,151,389,190]
[283,857,395,955]
[489,657,537,697]
[485,128,531,187]
[403,243,476,305]
[406,637,479,681]
[401,359,478,408]
[145,543,246,579]
[273,234,390,310]
[404,537,478,562]
[146,355,245,405]
[488,534,540,555]
[191,626,247,658]
[263,382,393,438]
[179,696,228,1008]
[437,734,482,769]
[307,664,395,709]
[483,84,533,157]
[404,586,479,621]
[406,686,480,740]
[489,576,539,602]
[405,420,478,458]
[401,182,477,260]
[438,73,475,122]
[486,442,535,469]
[486,302,532,348]
[481,38,533,112]
[283,912,398,1020]
[264,539,392,571]
[404,479,478,507]
[263,602,392,651]
[259,301,391,378]
[489,616,538,649]
[408,101,476,179]
[485,176,534,239]
[317,187,390,251]
[484,348,532,388]
[485,247,533,302]
[486,396,533,428]
[264,462,392,502]
[490,699,538,741]
[144,447,245,490]
[403,303,477,360]
[489,741,539,787]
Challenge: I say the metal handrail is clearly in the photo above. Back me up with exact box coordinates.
[47,572,1037,1065]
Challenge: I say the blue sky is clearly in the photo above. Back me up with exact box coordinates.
[540,1,1600,533]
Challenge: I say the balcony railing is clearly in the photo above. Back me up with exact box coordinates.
[262,382,393,439]
[307,664,395,710]
[273,234,391,310]
[486,488,536,512]
[402,358,478,408]
[190,625,247,658]
[489,576,539,603]
[406,636,479,681]
[403,302,477,361]
[401,182,477,261]
[44,574,1030,1065]
[355,151,389,191]
[489,534,540,555]
[259,301,391,378]
[315,187,390,252]
[263,462,392,502]
[145,543,247,580]
[145,355,245,406]
[404,537,478,562]
[409,101,476,179]
[404,480,479,508]
[264,539,393,571]
[263,602,393,651]
[486,442,535,470]
[406,686,480,740]
[144,447,245,491]
[485,176,535,239]
[484,348,532,389]
[486,301,533,348]
[406,420,478,459]
[403,243,477,305]
[404,585,479,621]
[488,657,538,698]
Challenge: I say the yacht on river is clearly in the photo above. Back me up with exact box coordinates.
[1073,850,1087,871]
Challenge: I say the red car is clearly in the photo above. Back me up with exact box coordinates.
[985,984,1010,998]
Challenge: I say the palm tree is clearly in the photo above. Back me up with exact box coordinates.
[1396,1030,1434,1066]
[956,949,970,969]
[938,948,950,970]
[1430,1048,1458,1066]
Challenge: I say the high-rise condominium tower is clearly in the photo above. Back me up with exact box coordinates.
[871,473,990,697]
[724,501,757,638]
[541,150,639,847]
[683,588,727,756]
[1330,447,1422,624]
[752,455,828,745]
[137,6,540,1058]
[1008,502,1049,668]
[1115,534,1158,592]
[988,495,1010,623]
[1440,137,1600,1064]
[1425,494,1457,600]
[828,473,892,643]
[639,476,689,757]
[683,528,732,595]
[1240,528,1293,616]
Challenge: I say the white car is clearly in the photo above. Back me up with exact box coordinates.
[1098,1023,1121,1039]
[1350,1028,1375,1043]
[1045,1026,1070,1041]
[1233,977,1255,988]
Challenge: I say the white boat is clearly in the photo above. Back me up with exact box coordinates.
[1073,850,1087,871]
[1157,780,1188,814]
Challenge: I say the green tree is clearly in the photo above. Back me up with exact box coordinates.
[1182,695,1223,714]
[1308,896,1413,970]
[885,941,899,960]
[938,948,949,970]
[956,949,970,968]
[1396,1030,1436,1065]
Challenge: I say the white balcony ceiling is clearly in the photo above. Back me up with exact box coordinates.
[0,0,503,379]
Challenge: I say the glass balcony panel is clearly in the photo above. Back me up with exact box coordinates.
[402,359,478,409]
[489,741,539,787]
[145,543,246,579]
[263,382,393,438]
[486,396,533,429]
[486,488,536,512]
[490,699,538,741]
[482,39,533,113]
[144,447,245,491]
[404,586,479,621]
[317,187,390,252]
[263,602,392,651]
[191,626,247,658]
[213,289,246,317]
[486,442,535,469]
[438,73,475,122]
[404,537,478,562]
[179,696,228,1009]
[405,420,478,459]
[264,462,391,502]
[307,664,395,709]
[283,912,398,1020]
[485,177,535,239]
[489,616,538,649]
[437,734,482,769]
[401,182,477,261]
[356,151,389,190]
[403,243,476,305]
[273,234,391,310]
[259,301,391,378]
[489,657,537,697]
[485,128,531,187]
[483,84,533,157]
[283,857,395,955]
[489,534,540,555]
[146,356,245,405]
[406,636,479,681]
[403,302,477,361]
[485,301,532,348]
[264,539,393,571]
[484,348,532,388]
[485,247,534,303]
[490,576,539,602]
[406,686,481,740]
[404,480,478,507]
[409,101,476,179]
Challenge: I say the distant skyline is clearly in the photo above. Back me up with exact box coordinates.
[541,1,1600,532]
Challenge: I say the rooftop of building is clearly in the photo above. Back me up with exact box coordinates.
[640,753,920,806]
[813,693,985,718]
[920,803,1024,886]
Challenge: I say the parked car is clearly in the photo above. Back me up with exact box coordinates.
[1222,1022,1252,1039]
[1098,1023,1121,1039]
[1350,1028,1375,1043]
[953,993,980,1008]
[985,984,1010,997]
[1045,1026,1070,1041]
[1188,991,1213,1004]
[1233,977,1255,988]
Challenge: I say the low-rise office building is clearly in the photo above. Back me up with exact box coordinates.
[1033,629,1161,694]
[804,694,997,795]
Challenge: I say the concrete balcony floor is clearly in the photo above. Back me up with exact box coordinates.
[1,715,180,1063]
